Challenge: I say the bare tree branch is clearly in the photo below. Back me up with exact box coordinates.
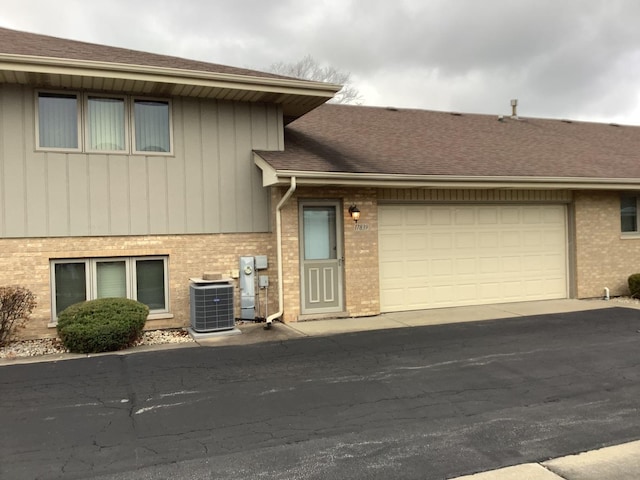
[267,55,363,105]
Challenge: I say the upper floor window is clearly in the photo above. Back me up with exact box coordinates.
[38,92,80,150]
[36,91,172,155]
[621,196,638,233]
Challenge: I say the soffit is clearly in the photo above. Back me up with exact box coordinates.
[0,55,338,120]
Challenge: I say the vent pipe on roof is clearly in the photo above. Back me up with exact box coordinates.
[511,99,518,119]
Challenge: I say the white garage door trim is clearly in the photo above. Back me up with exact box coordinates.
[378,204,568,312]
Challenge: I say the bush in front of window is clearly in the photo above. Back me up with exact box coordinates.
[57,298,149,354]
[0,286,37,346]
[628,274,640,298]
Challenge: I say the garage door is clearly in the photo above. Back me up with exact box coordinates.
[378,204,568,312]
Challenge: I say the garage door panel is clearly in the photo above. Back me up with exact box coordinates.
[432,233,453,249]
[478,207,499,224]
[432,259,453,275]
[501,231,521,247]
[379,204,567,312]
[406,207,429,225]
[431,208,452,225]
[479,257,500,273]
[501,208,521,223]
[406,233,428,250]
[456,258,476,275]
[455,209,475,225]
[479,232,500,248]
[379,207,404,226]
[523,208,543,224]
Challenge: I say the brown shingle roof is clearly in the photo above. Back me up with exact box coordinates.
[257,104,640,179]
[0,26,285,79]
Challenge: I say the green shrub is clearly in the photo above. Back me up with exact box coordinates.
[629,274,640,298]
[57,298,149,354]
[0,286,37,346]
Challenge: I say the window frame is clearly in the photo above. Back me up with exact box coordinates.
[621,195,639,234]
[131,97,174,155]
[35,91,173,155]
[132,256,170,308]
[50,259,91,318]
[50,256,169,321]
[35,91,83,152]
[84,94,129,154]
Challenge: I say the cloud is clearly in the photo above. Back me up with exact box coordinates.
[3,0,640,123]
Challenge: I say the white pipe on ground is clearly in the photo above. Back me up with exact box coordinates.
[265,177,297,329]
[604,287,610,301]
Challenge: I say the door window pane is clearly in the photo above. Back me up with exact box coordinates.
[134,100,170,152]
[54,262,86,315]
[38,93,78,149]
[87,96,126,151]
[136,259,166,310]
[304,207,337,260]
[96,261,127,298]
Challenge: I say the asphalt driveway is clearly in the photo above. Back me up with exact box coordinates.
[1,307,639,479]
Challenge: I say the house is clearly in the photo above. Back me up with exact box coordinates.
[1,27,639,339]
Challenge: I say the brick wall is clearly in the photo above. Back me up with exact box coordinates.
[0,233,275,339]
[574,190,639,298]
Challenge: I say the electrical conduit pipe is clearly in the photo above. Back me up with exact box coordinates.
[265,177,296,329]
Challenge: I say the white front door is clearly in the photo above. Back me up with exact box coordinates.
[300,200,344,314]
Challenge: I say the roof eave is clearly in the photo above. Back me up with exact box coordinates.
[253,162,640,190]
[0,53,341,119]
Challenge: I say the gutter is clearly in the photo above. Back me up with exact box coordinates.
[253,159,640,190]
[265,177,297,329]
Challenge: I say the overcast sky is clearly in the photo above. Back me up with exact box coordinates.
[3,0,640,124]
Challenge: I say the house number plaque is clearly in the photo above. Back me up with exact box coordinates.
[354,223,369,231]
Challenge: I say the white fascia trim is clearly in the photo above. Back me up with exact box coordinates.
[259,169,640,190]
[0,53,342,96]
[254,155,281,186]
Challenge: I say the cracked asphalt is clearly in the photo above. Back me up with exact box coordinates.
[1,307,640,479]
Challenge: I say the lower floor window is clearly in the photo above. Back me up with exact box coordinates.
[51,256,168,318]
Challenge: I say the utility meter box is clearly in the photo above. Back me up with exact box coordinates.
[255,255,268,270]
[239,256,256,320]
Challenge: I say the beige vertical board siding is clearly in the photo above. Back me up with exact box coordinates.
[201,101,221,232]
[183,98,205,233]
[234,103,255,233]
[47,153,69,236]
[251,104,271,231]
[88,155,110,234]
[148,157,168,232]
[68,155,90,235]
[218,101,238,232]
[0,88,277,238]
[167,98,187,233]
[129,156,149,234]
[109,155,130,233]
[2,85,26,236]
[25,150,47,236]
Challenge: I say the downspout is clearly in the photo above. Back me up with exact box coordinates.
[265,177,296,329]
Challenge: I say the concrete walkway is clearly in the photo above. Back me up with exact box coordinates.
[286,298,618,338]
[450,440,640,480]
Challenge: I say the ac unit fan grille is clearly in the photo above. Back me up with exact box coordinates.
[190,284,234,332]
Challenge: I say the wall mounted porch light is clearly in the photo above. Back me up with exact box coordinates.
[348,204,361,223]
